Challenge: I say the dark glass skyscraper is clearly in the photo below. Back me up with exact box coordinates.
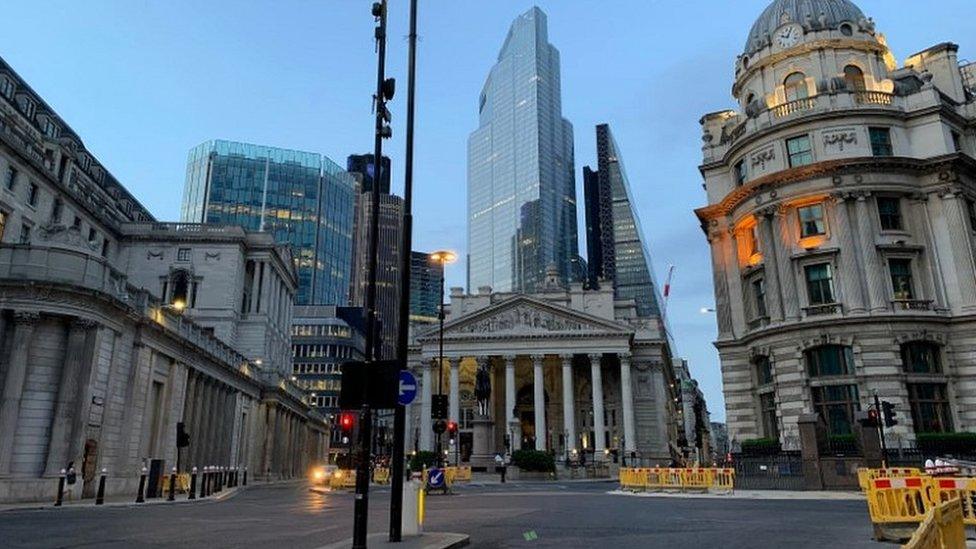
[180,140,356,305]
[583,124,663,317]
[409,251,443,323]
[347,153,391,194]
[467,7,577,293]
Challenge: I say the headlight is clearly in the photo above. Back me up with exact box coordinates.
[313,470,324,480]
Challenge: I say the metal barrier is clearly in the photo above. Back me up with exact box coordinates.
[451,466,472,482]
[928,478,976,527]
[329,469,357,489]
[373,468,390,484]
[858,467,923,491]
[161,473,191,494]
[902,499,966,549]
[618,468,735,493]
[866,477,932,525]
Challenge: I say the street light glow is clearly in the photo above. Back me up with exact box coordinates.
[430,250,458,264]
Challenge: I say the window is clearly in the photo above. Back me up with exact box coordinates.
[805,263,835,305]
[101,239,110,258]
[901,342,941,374]
[19,224,30,244]
[786,135,814,167]
[734,159,747,186]
[760,392,778,439]
[4,166,16,191]
[806,345,854,377]
[51,199,63,223]
[0,211,6,241]
[27,182,38,206]
[889,258,914,300]
[755,356,773,386]
[72,216,81,229]
[839,23,854,36]
[0,76,13,98]
[87,228,98,244]
[843,65,866,91]
[170,270,191,308]
[812,384,860,435]
[784,72,809,101]
[951,131,962,152]
[177,248,191,262]
[752,278,767,318]
[743,225,760,257]
[798,203,826,237]
[42,119,58,138]
[869,127,893,157]
[876,197,902,230]
[908,383,953,433]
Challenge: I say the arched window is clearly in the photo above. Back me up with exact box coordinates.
[784,72,808,102]
[745,92,756,106]
[844,65,865,91]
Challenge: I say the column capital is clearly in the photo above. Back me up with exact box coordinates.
[448,356,460,367]
[587,353,602,363]
[618,353,632,365]
[13,311,40,325]
[531,355,545,366]
[559,354,573,365]
[70,317,99,330]
[503,355,517,365]
[476,356,491,369]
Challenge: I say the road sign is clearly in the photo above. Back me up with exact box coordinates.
[427,467,445,489]
[397,370,418,406]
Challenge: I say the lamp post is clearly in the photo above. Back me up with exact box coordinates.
[429,250,456,466]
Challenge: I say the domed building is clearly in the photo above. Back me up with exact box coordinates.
[697,0,975,448]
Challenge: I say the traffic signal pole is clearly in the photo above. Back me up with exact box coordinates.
[389,0,419,541]
[353,2,389,547]
[873,393,888,468]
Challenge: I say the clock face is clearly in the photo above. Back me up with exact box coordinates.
[776,24,802,48]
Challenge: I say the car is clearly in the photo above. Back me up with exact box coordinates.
[311,464,338,486]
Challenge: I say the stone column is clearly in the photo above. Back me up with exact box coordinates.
[772,209,801,320]
[45,318,99,476]
[263,403,278,478]
[190,376,207,467]
[448,357,460,427]
[619,354,637,453]
[831,194,867,313]
[589,353,606,457]
[756,211,785,322]
[940,190,976,308]
[504,355,518,451]
[532,355,546,451]
[560,354,575,455]
[0,312,39,475]
[854,193,888,311]
[420,359,433,451]
[199,380,216,466]
[182,371,198,468]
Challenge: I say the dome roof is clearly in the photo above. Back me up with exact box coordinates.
[743,0,866,55]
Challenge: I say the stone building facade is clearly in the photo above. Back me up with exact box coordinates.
[0,55,327,503]
[406,272,681,466]
[697,0,976,448]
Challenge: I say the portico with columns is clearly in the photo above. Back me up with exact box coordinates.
[408,289,679,467]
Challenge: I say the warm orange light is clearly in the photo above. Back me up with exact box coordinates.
[171,300,186,311]
[430,250,457,265]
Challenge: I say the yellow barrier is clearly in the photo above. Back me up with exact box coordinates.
[453,466,472,482]
[866,477,932,525]
[902,499,966,549]
[161,473,191,494]
[618,468,735,493]
[373,468,390,484]
[858,468,924,491]
[330,469,357,489]
[928,478,976,527]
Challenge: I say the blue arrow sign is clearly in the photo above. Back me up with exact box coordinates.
[427,467,445,489]
[397,370,418,406]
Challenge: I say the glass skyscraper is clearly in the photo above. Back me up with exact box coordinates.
[467,7,577,293]
[180,140,356,306]
[583,124,663,317]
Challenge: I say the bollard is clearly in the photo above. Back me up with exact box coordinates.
[243,467,247,486]
[188,467,197,500]
[95,469,107,505]
[136,467,147,503]
[167,467,177,501]
[214,467,221,493]
[203,466,211,497]
[200,467,209,498]
[54,469,66,507]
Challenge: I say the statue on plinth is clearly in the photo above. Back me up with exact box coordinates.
[475,361,491,417]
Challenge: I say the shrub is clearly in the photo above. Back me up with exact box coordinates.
[916,432,976,455]
[511,449,555,472]
[740,437,782,456]
[408,451,439,472]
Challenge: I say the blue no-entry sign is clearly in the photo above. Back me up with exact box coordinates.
[397,370,418,406]
[427,467,445,489]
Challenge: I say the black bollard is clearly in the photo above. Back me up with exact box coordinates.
[54,469,66,507]
[136,467,147,503]
[243,467,247,486]
[167,467,177,502]
[200,467,209,498]
[95,469,107,505]
[188,467,197,500]
[216,467,223,492]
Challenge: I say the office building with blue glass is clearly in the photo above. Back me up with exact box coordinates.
[467,7,577,293]
[181,140,356,306]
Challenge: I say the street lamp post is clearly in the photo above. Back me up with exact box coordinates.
[430,250,456,467]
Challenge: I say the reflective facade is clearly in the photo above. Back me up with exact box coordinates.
[181,140,356,305]
[583,124,662,317]
[467,7,577,293]
[409,251,443,322]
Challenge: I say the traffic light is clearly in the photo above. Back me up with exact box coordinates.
[881,401,898,428]
[447,421,458,437]
[864,408,880,427]
[339,412,356,434]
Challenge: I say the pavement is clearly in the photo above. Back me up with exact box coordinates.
[0,485,242,512]
[316,533,469,549]
[0,478,913,548]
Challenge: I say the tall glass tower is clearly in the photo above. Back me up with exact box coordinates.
[583,124,663,317]
[180,140,356,306]
[467,7,577,293]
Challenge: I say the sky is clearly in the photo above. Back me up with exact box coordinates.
[3,0,972,421]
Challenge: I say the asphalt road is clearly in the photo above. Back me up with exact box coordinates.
[0,480,884,548]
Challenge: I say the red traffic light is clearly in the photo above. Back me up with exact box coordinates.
[447,421,458,434]
[339,412,355,432]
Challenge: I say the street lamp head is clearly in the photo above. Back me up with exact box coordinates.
[430,250,457,265]
[699,307,716,314]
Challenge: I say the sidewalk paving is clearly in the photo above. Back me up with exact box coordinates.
[316,532,469,549]
[0,485,243,513]
[607,488,865,500]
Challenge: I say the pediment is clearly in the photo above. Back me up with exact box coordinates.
[418,295,631,341]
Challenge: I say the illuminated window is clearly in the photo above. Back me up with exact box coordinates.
[787,135,814,167]
[843,65,865,91]
[804,263,835,305]
[784,72,808,101]
[797,204,826,237]
[889,258,914,300]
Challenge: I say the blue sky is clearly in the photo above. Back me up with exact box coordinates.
[3,1,972,421]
